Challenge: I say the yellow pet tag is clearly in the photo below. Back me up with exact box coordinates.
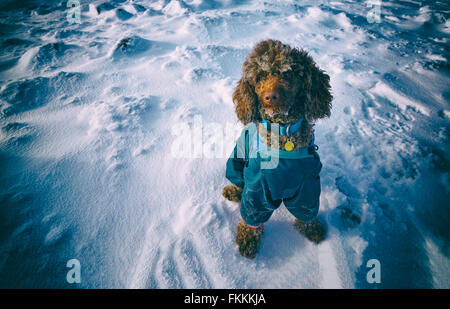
[284,140,295,151]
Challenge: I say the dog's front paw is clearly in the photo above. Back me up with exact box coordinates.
[222,184,243,202]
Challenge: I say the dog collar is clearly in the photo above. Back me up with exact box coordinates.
[261,117,303,137]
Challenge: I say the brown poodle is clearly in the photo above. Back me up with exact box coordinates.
[223,39,332,258]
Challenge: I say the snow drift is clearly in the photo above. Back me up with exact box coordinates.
[0,0,448,288]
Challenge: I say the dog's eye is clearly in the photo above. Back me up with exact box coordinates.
[282,71,292,79]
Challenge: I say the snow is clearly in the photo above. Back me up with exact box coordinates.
[0,0,449,288]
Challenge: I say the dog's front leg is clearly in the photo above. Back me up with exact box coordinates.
[222,184,243,202]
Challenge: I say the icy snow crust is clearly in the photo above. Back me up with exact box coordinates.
[0,0,448,288]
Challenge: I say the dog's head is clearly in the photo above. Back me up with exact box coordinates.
[233,39,332,125]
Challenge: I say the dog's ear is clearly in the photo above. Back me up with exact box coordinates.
[232,78,259,125]
[295,51,332,120]
[307,64,332,120]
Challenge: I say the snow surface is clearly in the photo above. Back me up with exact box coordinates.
[0,0,449,288]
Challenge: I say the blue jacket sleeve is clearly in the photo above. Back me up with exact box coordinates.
[225,124,255,188]
[225,146,246,188]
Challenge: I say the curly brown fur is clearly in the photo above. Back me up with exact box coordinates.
[233,78,260,125]
[257,119,315,150]
[236,219,264,259]
[222,184,242,202]
[293,218,326,244]
[232,39,332,146]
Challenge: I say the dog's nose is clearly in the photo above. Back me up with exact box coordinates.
[263,90,280,105]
